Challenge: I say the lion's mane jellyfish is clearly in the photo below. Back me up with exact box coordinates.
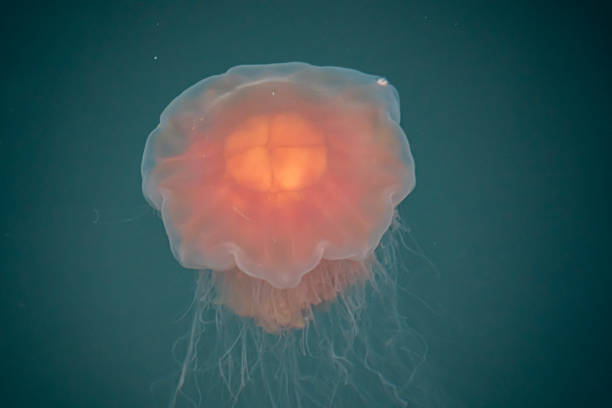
[142,63,426,407]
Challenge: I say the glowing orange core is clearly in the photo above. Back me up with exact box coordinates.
[224,113,327,192]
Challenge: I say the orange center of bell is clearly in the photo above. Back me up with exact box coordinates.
[224,113,328,192]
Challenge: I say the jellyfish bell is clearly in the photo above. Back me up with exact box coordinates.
[145,64,414,328]
[142,62,424,406]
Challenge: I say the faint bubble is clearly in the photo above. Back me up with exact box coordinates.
[377,77,388,86]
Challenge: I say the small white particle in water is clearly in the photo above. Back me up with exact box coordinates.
[271,90,276,96]
[377,77,388,86]
[153,56,158,60]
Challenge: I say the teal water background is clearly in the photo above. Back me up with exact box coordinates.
[1,1,610,407]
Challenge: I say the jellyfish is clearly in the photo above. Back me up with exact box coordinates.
[142,63,427,407]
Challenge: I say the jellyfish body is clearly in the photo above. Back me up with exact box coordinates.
[142,62,415,332]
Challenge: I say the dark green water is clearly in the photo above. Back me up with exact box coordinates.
[2,1,610,407]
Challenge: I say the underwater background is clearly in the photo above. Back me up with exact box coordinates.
[1,1,610,407]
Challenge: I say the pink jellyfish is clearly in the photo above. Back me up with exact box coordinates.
[142,62,421,407]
